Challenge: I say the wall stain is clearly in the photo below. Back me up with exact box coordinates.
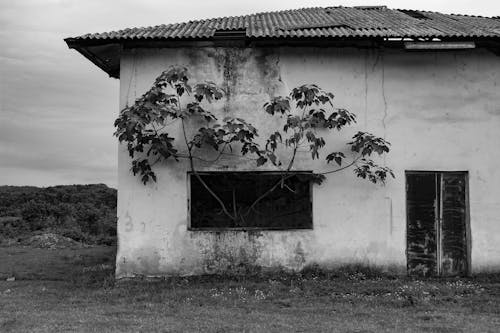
[293,241,306,267]
[197,231,264,273]
[255,49,284,97]
[118,247,163,276]
[212,48,250,113]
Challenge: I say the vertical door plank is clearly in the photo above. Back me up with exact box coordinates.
[406,173,438,276]
[440,173,468,276]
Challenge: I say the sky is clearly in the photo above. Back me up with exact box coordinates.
[1,0,499,188]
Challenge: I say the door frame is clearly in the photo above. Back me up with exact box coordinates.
[405,170,471,276]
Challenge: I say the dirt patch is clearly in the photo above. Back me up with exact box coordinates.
[22,233,90,250]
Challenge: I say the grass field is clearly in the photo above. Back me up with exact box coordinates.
[1,245,500,332]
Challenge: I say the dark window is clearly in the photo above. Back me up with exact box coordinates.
[188,172,313,230]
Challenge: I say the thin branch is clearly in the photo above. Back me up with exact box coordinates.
[181,117,236,220]
[198,142,230,164]
[180,117,191,154]
[151,123,159,135]
[285,105,308,172]
[175,153,191,159]
[156,118,179,131]
[232,188,237,219]
[188,150,260,164]
[286,143,299,172]
[220,150,261,161]
[150,157,162,167]
[283,183,296,193]
[318,155,362,175]
[244,174,294,217]
[243,106,307,217]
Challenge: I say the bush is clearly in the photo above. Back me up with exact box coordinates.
[0,184,117,245]
[0,216,30,239]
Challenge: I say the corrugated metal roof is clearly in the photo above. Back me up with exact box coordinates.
[64,6,500,78]
[67,6,500,41]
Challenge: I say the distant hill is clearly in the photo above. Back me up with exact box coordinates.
[0,184,117,245]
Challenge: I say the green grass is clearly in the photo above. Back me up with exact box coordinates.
[1,245,500,332]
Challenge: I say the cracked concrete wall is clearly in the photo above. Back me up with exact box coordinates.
[116,46,500,277]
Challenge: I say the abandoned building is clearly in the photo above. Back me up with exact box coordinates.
[65,6,500,278]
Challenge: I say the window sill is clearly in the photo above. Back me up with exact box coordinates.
[187,226,313,232]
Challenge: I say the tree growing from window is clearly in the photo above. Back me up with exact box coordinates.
[114,66,394,223]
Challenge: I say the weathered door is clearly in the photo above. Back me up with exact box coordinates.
[406,171,469,277]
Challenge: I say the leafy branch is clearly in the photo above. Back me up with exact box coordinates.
[114,66,395,223]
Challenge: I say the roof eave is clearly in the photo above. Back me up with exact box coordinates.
[65,38,121,79]
[65,35,500,79]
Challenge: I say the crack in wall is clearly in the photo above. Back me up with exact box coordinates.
[124,49,137,108]
[381,49,388,140]
[364,50,368,129]
[276,52,282,85]
[380,49,388,166]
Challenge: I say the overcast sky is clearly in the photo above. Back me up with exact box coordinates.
[1,0,498,188]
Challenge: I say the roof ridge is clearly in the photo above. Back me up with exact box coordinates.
[102,7,498,37]
[447,12,499,19]
[72,6,347,39]
[393,7,498,19]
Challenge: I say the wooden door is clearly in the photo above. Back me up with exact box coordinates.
[406,171,469,277]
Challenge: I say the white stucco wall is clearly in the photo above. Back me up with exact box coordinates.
[116,46,500,277]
